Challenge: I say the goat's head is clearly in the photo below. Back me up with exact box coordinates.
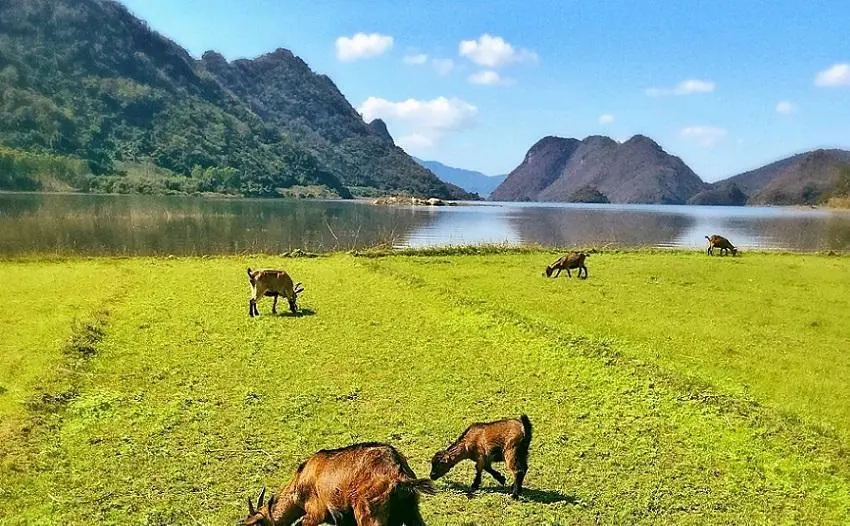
[429,451,451,480]
[288,282,305,313]
[244,487,276,525]
[544,265,554,278]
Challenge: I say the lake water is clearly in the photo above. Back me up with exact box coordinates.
[1,193,849,255]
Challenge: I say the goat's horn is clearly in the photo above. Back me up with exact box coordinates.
[248,496,256,515]
[258,487,266,508]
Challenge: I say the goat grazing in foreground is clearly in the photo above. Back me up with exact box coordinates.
[544,252,589,279]
[246,268,304,317]
[430,415,532,499]
[244,442,434,526]
[705,235,738,256]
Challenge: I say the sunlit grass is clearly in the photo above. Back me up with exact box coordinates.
[1,252,849,524]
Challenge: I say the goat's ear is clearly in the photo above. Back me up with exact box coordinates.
[266,494,276,512]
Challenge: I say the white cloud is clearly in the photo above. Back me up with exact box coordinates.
[598,114,615,125]
[397,134,435,150]
[467,70,514,85]
[431,58,455,76]
[776,100,795,115]
[680,126,727,147]
[815,63,850,87]
[357,96,478,152]
[458,34,538,68]
[403,53,428,65]
[335,33,393,62]
[646,79,715,96]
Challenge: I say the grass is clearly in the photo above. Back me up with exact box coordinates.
[1,251,850,524]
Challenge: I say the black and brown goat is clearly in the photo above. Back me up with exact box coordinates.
[244,442,434,526]
[430,415,532,499]
[705,235,738,256]
[247,268,304,317]
[544,252,589,279]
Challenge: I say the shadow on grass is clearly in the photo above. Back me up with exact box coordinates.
[443,481,576,504]
[279,307,316,318]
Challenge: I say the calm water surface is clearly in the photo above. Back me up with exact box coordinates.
[1,193,849,255]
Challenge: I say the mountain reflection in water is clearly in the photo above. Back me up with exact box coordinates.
[1,194,849,255]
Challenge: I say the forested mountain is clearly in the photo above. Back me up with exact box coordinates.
[0,0,472,199]
[689,149,850,205]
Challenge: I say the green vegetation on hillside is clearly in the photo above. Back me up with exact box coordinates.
[0,0,470,199]
[2,252,850,524]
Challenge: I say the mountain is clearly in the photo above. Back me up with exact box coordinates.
[490,135,706,204]
[413,158,505,198]
[689,149,850,205]
[0,0,472,200]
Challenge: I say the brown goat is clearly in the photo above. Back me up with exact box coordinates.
[705,235,738,256]
[430,415,532,499]
[247,268,304,317]
[544,252,589,279]
[244,442,434,526]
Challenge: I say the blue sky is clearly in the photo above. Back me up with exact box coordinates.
[121,0,849,181]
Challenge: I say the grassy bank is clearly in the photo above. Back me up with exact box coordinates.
[1,252,850,524]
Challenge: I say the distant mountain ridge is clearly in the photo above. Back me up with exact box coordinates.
[689,149,850,205]
[490,134,706,204]
[413,158,506,198]
[0,0,473,199]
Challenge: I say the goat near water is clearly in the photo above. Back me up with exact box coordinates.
[705,235,738,256]
[544,252,589,279]
[246,268,304,317]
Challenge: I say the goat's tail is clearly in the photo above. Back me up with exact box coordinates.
[396,478,436,497]
[246,268,255,284]
[705,235,711,241]
[518,414,533,457]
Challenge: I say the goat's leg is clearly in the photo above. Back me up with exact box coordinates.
[554,268,562,278]
[566,268,572,278]
[504,449,528,499]
[485,466,507,485]
[271,293,278,314]
[300,501,328,526]
[353,501,385,526]
[470,458,485,492]
[580,265,588,279]
[249,299,255,317]
[511,469,526,499]
[400,508,426,526]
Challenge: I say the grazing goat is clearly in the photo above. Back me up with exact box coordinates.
[244,442,434,526]
[246,268,304,317]
[544,252,589,279]
[430,415,532,499]
[705,235,738,256]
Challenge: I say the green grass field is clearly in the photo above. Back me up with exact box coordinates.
[2,251,850,524]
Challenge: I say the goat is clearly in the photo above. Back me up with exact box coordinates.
[247,268,304,317]
[244,442,434,526]
[430,415,532,499]
[544,252,589,279]
[705,235,738,256]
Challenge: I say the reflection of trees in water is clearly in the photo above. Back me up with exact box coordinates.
[0,194,435,255]
[2,195,850,254]
[512,208,695,248]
